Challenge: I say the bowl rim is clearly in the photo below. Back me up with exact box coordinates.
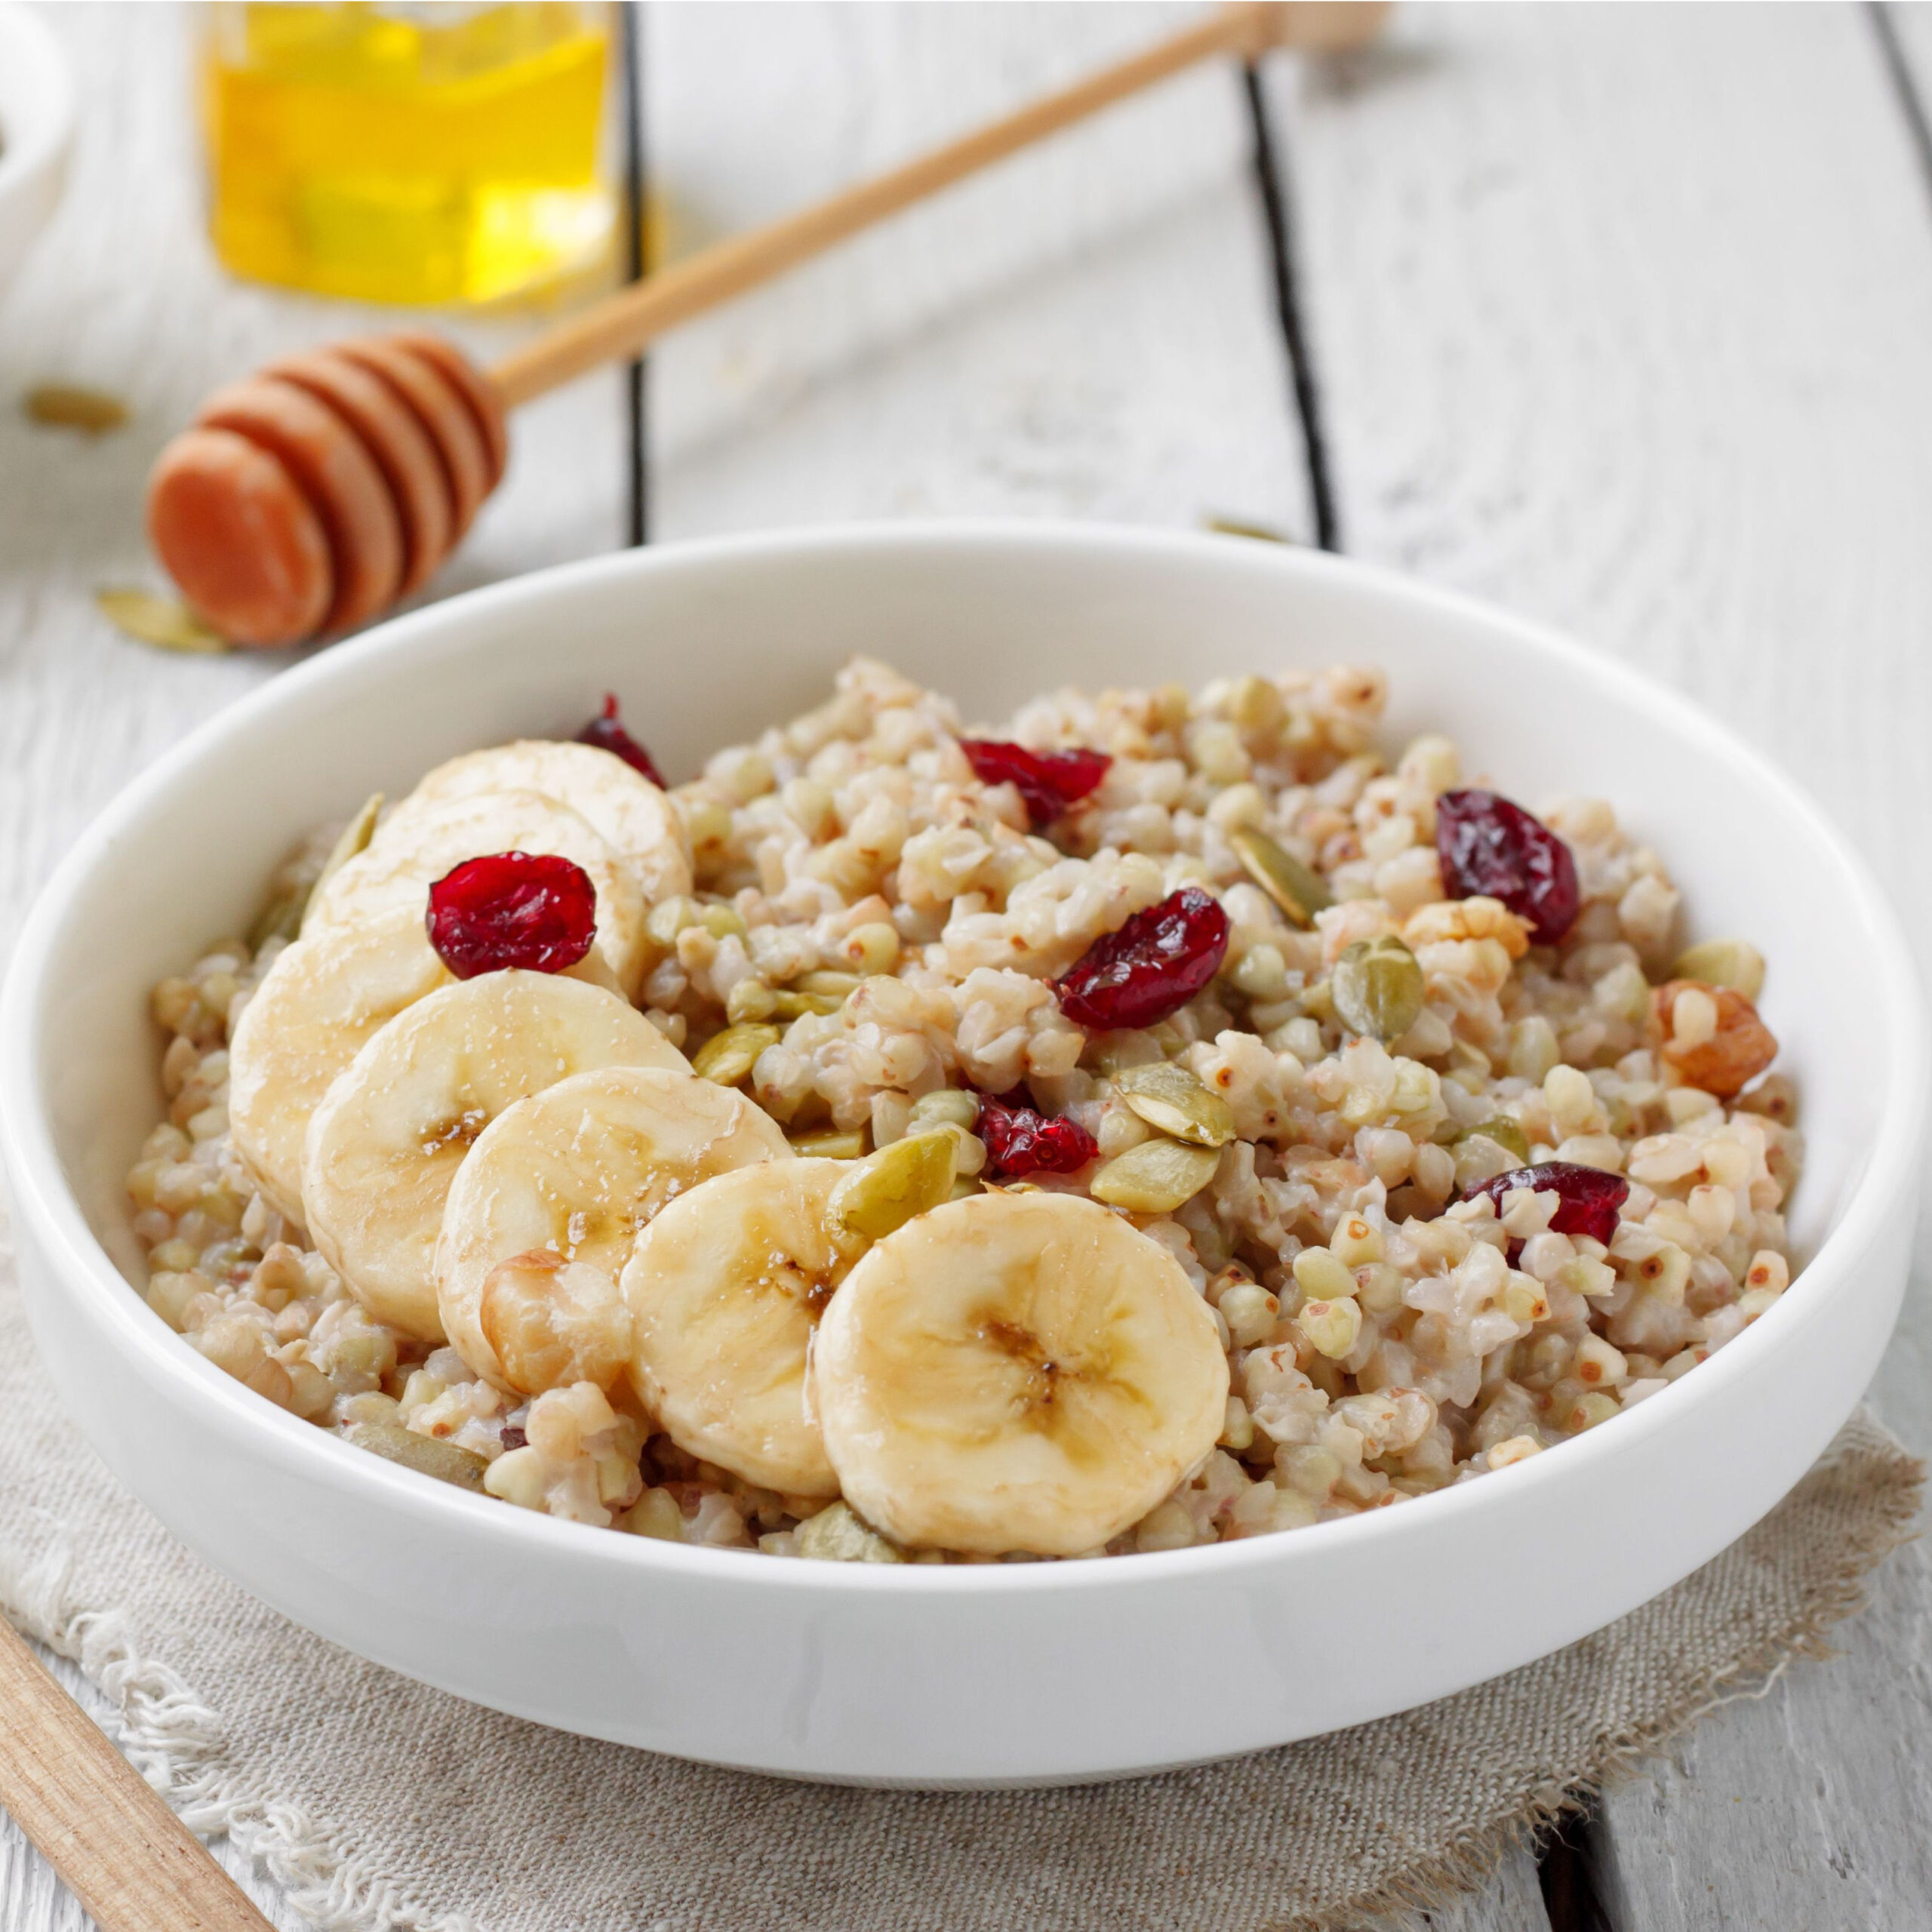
[4,519,1924,1598]
[0,5,75,203]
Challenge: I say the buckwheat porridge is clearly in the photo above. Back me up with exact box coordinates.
[128,657,1797,1563]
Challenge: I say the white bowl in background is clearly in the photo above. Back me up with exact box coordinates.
[0,5,73,288]
[2,525,1922,1786]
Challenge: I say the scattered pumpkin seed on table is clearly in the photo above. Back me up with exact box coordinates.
[1332,934,1426,1042]
[95,588,229,655]
[24,384,129,435]
[1090,1137,1222,1214]
[1115,1062,1235,1148]
[1229,826,1331,928]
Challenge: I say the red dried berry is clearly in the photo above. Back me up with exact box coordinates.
[958,738,1111,829]
[979,1092,1099,1178]
[1457,1161,1629,1247]
[577,693,666,789]
[426,851,598,980]
[1435,789,1580,944]
[1054,887,1231,1032]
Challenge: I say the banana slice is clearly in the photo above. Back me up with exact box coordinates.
[437,1066,791,1397]
[623,1161,854,1497]
[302,972,687,1342]
[229,907,623,1228]
[812,1192,1229,1557]
[303,789,649,998]
[229,909,452,1226]
[395,740,692,906]
[621,1134,959,1497]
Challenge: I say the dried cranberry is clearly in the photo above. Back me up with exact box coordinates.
[979,1092,1099,1178]
[1435,789,1580,943]
[1457,1161,1629,1247]
[426,851,597,979]
[1054,887,1231,1031]
[577,693,666,788]
[498,1424,528,1453]
[958,738,1110,829]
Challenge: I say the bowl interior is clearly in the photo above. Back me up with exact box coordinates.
[24,529,1900,1321]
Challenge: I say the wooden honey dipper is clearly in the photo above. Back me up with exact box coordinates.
[149,2,1386,648]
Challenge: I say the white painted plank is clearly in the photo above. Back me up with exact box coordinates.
[1391,1845,1552,1932]
[0,8,626,1927]
[646,2,1310,539]
[1273,5,1932,1924]
[0,2,624,935]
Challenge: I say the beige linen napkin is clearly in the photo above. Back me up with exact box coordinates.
[0,1214,1919,1932]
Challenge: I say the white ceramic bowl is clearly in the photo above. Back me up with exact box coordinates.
[0,5,73,288]
[2,526,1922,1786]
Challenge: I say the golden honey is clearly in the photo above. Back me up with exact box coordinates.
[201,2,615,307]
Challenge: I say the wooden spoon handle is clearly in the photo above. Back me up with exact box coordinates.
[0,1614,274,1932]
[490,1,1385,407]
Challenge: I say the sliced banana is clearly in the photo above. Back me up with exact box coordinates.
[230,909,451,1225]
[395,739,692,906]
[437,1065,791,1397]
[622,1135,959,1497]
[623,1161,854,1497]
[302,972,688,1342]
[229,906,622,1228]
[812,1192,1229,1557]
[303,789,649,998]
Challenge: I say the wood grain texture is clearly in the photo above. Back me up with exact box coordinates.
[1272,5,1932,1925]
[0,1617,273,1932]
[646,2,1312,540]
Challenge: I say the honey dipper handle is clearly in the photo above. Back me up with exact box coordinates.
[489,2,1385,407]
[0,1615,275,1932]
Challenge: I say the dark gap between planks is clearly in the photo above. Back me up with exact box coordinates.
[1536,1798,1623,1932]
[1867,2,1932,214]
[620,0,649,546]
[1242,47,1622,1932]
[1240,61,1340,552]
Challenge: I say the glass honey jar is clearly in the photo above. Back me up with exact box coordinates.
[200,2,616,307]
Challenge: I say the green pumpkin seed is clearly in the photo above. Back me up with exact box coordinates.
[788,1128,868,1159]
[346,1421,488,1492]
[792,970,862,998]
[1115,1062,1236,1149]
[1229,827,1331,929]
[1090,1137,1222,1214]
[1204,515,1293,545]
[796,1500,904,1563]
[909,1088,980,1131]
[96,588,229,654]
[26,383,130,435]
[1332,935,1425,1043]
[1669,938,1765,1002]
[248,886,309,952]
[298,792,383,936]
[1457,1115,1530,1163]
[771,989,850,1020]
[691,1022,780,1086]
[831,1131,958,1241]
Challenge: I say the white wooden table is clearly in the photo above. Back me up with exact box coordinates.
[2,5,1930,1927]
